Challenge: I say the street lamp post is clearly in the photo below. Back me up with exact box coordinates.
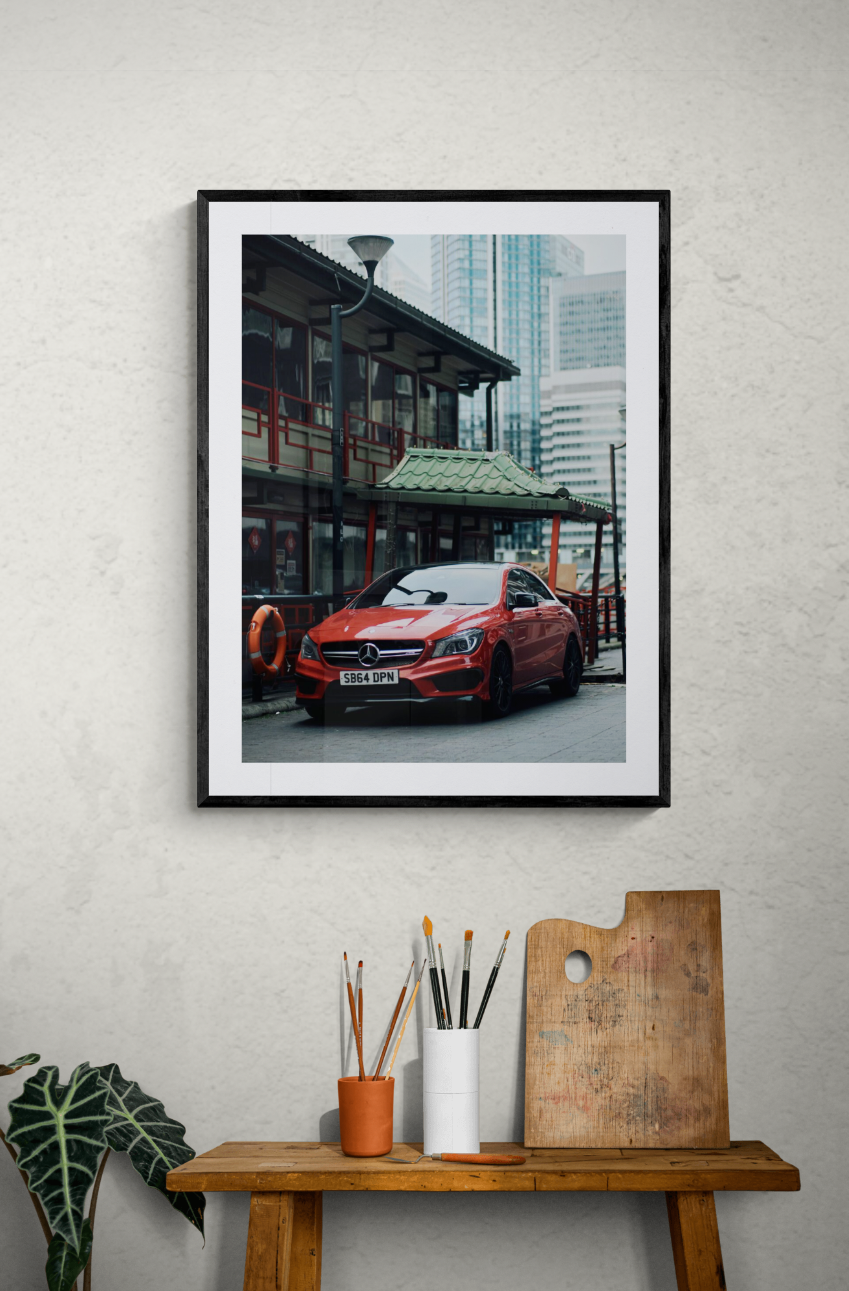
[331,235,393,606]
[610,415,626,679]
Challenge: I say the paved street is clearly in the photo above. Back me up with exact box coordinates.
[242,683,625,763]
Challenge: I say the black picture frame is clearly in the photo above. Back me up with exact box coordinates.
[197,190,670,808]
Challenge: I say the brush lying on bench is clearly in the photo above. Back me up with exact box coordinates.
[385,1152,526,1165]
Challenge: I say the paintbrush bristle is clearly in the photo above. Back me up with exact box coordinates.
[504,931,511,939]
[465,930,473,940]
[358,960,363,967]
[422,915,433,936]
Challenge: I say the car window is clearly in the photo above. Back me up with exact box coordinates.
[354,564,503,608]
[524,570,557,602]
[506,570,526,608]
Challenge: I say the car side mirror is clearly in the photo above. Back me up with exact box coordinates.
[512,591,537,609]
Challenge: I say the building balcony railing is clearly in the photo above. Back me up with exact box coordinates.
[242,381,456,484]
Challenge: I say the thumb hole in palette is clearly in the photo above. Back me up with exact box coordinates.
[565,951,592,983]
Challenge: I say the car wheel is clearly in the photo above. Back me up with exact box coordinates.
[304,703,347,722]
[483,646,513,719]
[550,636,583,698]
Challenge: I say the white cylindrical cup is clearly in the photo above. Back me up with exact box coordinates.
[423,1027,480,1156]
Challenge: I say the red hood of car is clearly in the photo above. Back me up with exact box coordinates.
[312,603,494,641]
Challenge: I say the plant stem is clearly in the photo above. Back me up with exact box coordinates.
[82,1147,110,1291]
[0,1124,53,1244]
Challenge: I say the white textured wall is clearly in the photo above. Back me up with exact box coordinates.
[1,2,847,1288]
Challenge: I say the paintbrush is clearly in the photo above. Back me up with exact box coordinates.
[438,943,453,1028]
[343,952,366,1081]
[386,1151,526,1165]
[357,960,363,1050]
[422,916,445,1029]
[459,930,473,1029]
[472,931,510,1029]
[373,960,414,1079]
[384,958,427,1079]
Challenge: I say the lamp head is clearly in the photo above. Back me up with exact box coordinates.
[347,235,393,276]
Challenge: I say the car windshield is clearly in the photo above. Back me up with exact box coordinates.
[354,564,502,608]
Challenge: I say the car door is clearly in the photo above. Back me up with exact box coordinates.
[524,571,571,676]
[506,569,546,684]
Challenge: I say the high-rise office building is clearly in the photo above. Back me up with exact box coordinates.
[540,269,626,575]
[431,234,584,459]
[548,271,625,372]
[431,234,584,548]
[296,235,430,313]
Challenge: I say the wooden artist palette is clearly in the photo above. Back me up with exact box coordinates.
[524,891,730,1149]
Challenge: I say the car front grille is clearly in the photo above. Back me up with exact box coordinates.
[320,640,426,668]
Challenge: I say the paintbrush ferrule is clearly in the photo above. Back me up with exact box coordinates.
[463,940,472,971]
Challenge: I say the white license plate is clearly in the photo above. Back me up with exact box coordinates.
[340,669,400,686]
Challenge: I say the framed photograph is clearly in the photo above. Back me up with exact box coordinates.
[198,191,669,807]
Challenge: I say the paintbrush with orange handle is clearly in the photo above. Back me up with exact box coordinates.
[343,953,366,1081]
[373,960,414,1079]
[422,916,445,1028]
[386,1152,526,1165]
[459,930,473,1029]
[383,958,426,1080]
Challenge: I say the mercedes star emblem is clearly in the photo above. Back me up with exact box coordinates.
[358,642,380,667]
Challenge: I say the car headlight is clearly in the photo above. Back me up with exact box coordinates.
[431,628,484,658]
[299,632,320,661]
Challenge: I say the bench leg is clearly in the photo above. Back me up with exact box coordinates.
[243,1191,322,1291]
[291,1192,322,1291]
[666,1191,726,1290]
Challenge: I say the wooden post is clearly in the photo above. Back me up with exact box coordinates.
[243,1191,322,1291]
[666,1192,726,1290]
[291,1193,322,1291]
[548,512,561,592]
[364,503,377,586]
[588,520,603,665]
[384,500,398,571]
[243,1191,294,1291]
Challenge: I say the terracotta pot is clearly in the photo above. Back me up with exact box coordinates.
[338,1076,395,1157]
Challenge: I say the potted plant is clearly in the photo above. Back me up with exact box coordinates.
[1,1053,205,1290]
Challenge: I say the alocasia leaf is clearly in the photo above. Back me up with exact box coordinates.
[6,1063,110,1249]
[0,1052,40,1077]
[96,1063,205,1235]
[46,1219,93,1291]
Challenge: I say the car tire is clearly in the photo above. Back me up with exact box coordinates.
[550,636,583,698]
[304,703,347,722]
[483,645,513,719]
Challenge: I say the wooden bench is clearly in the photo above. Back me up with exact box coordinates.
[167,1138,799,1290]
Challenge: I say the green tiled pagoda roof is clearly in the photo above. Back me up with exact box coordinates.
[362,449,610,522]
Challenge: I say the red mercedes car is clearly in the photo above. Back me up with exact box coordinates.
[295,562,583,721]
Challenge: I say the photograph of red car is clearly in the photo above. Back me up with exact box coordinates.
[294,563,584,721]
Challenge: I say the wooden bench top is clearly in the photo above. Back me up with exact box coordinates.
[167,1140,799,1194]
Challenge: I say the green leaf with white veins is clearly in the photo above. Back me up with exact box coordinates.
[6,1064,110,1249]
[0,1052,40,1076]
[96,1063,205,1234]
[46,1220,93,1291]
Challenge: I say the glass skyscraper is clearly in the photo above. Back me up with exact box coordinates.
[549,271,625,371]
[431,234,584,460]
[541,271,627,575]
[431,234,584,548]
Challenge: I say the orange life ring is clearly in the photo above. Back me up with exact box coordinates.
[247,605,287,678]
